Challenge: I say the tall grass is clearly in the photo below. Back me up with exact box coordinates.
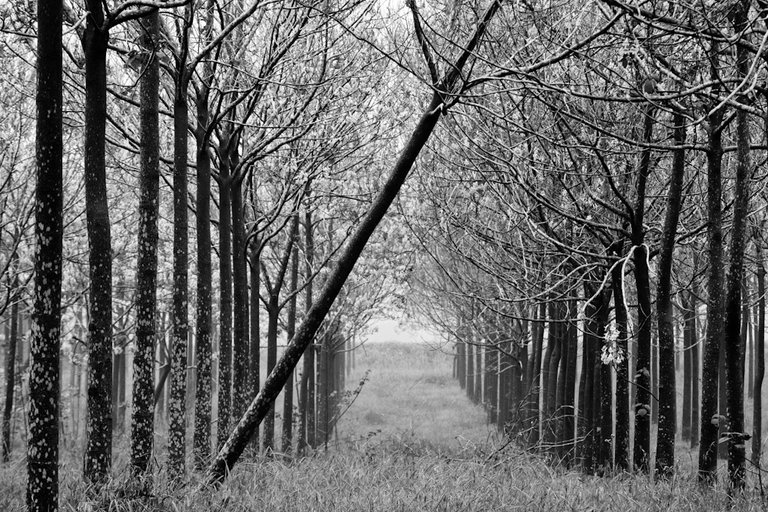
[1,342,767,511]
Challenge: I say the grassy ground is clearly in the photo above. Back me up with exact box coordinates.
[2,341,768,511]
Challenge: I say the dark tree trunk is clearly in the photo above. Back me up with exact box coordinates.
[232,175,250,419]
[248,241,260,450]
[485,343,498,425]
[753,233,765,467]
[611,243,630,470]
[655,109,686,477]
[168,76,190,479]
[598,290,613,471]
[580,285,600,473]
[682,290,694,443]
[632,105,655,473]
[724,6,750,489]
[698,45,725,482]
[193,44,213,469]
[282,233,300,454]
[27,2,63,507]
[83,1,113,484]
[2,258,18,462]
[263,298,279,452]
[528,302,545,447]
[542,302,559,453]
[216,155,233,451]
[297,207,314,455]
[690,287,700,449]
[130,11,160,477]
[563,301,578,466]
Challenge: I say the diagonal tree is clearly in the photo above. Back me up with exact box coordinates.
[205,0,619,483]
[27,0,63,509]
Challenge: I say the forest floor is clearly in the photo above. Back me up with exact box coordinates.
[2,341,768,511]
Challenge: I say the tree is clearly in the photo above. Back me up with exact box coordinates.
[129,10,161,478]
[27,0,63,508]
[654,109,686,476]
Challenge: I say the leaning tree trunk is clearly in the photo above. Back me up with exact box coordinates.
[168,73,190,479]
[655,109,686,477]
[204,1,503,480]
[83,1,113,484]
[206,91,446,484]
[724,7,751,489]
[698,44,726,484]
[632,104,655,473]
[130,11,160,477]
[27,1,63,508]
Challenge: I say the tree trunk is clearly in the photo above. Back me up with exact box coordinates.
[690,287,700,449]
[632,105,655,473]
[168,76,190,479]
[193,44,213,469]
[297,208,313,455]
[682,290,693,444]
[2,257,18,462]
[753,232,765,467]
[232,174,250,419]
[263,298,279,452]
[724,6,750,489]
[698,44,725,482]
[27,1,63,507]
[216,156,233,451]
[282,233,300,454]
[130,24,160,465]
[248,241,260,451]
[654,109,686,477]
[611,242,630,470]
[83,1,113,484]
[564,301,578,466]
[528,302,544,447]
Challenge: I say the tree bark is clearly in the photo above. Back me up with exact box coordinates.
[282,232,300,454]
[168,74,190,479]
[753,231,765,467]
[2,255,18,462]
[698,43,725,482]
[724,5,751,489]
[193,40,214,469]
[654,109,686,477]
[216,142,233,451]
[130,11,160,477]
[27,1,63,507]
[232,174,250,419]
[632,105,655,473]
[83,0,113,484]
[611,242,630,470]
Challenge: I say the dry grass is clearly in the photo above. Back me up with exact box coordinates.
[2,341,768,511]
